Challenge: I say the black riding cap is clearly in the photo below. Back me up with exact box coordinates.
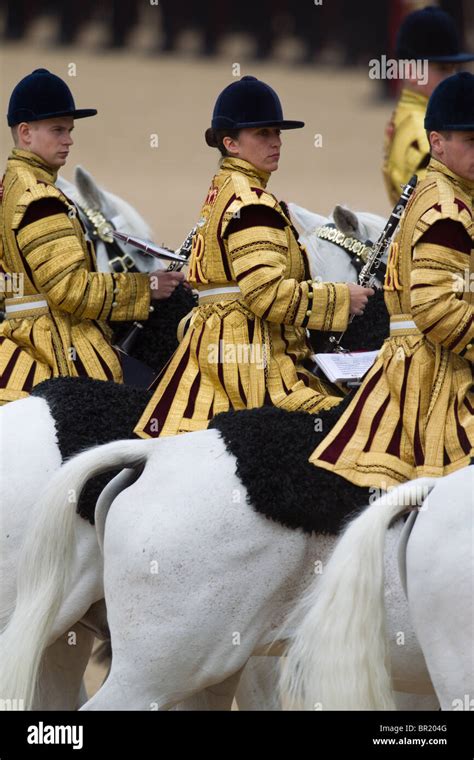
[395,6,474,63]
[210,75,304,131]
[425,72,474,131]
[7,68,97,127]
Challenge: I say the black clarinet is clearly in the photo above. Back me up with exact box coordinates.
[114,221,201,356]
[320,174,418,354]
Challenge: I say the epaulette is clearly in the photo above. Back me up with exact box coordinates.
[11,177,71,231]
[221,173,279,235]
[411,172,473,246]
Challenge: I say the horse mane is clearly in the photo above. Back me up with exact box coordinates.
[57,168,154,242]
[288,202,328,236]
[102,189,153,240]
[290,202,385,242]
[56,175,81,204]
[340,210,385,241]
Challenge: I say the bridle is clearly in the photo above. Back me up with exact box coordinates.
[76,202,141,274]
[315,223,387,282]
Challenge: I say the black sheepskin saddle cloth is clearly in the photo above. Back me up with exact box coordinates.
[30,289,387,531]
[210,396,371,535]
[209,287,389,535]
[31,285,387,531]
[32,377,152,524]
[33,377,370,534]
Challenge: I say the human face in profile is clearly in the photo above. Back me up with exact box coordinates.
[224,127,282,173]
[16,116,74,169]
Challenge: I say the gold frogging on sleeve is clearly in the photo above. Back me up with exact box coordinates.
[227,224,350,331]
[16,211,151,322]
[410,241,474,358]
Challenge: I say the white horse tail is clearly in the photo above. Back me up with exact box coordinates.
[0,438,156,710]
[280,477,437,710]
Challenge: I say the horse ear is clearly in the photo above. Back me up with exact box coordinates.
[333,205,360,236]
[75,166,110,213]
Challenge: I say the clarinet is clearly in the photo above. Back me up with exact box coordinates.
[114,218,204,355]
[321,174,418,354]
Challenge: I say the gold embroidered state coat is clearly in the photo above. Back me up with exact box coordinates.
[310,158,474,488]
[0,149,151,404]
[383,89,430,205]
[135,157,350,438]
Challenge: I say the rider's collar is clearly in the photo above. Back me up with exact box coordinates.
[8,149,58,184]
[220,157,271,188]
[428,157,474,197]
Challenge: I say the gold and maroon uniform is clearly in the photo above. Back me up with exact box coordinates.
[310,158,473,487]
[0,149,151,404]
[383,88,430,206]
[135,157,351,438]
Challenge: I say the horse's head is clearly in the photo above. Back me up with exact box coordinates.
[57,166,163,274]
[75,166,154,239]
[332,205,385,248]
[288,202,386,286]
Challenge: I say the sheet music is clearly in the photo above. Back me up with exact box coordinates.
[312,350,379,383]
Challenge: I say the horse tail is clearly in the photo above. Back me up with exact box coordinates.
[0,438,155,710]
[280,478,437,710]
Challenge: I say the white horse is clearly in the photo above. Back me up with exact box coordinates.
[281,465,473,711]
[3,435,466,710]
[0,195,386,710]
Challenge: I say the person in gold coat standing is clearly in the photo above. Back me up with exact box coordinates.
[383,6,474,205]
[135,76,373,438]
[311,72,474,489]
[0,69,184,404]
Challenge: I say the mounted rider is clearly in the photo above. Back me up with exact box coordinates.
[312,72,474,488]
[383,6,474,205]
[134,75,373,438]
[0,68,184,404]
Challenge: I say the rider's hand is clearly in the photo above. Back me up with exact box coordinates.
[149,270,186,300]
[347,284,374,317]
